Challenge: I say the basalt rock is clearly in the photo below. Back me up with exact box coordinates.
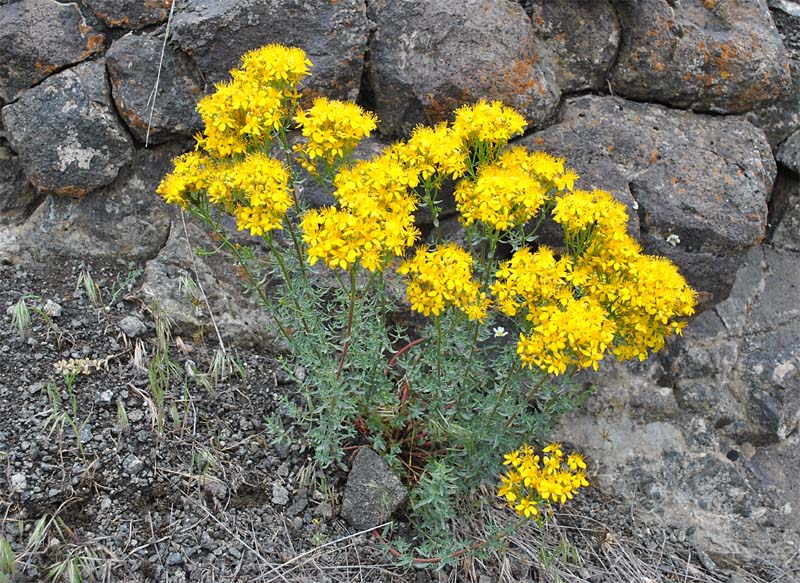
[171,0,369,102]
[1,60,134,197]
[83,0,171,29]
[0,0,104,103]
[524,0,621,92]
[106,32,204,144]
[366,0,560,137]
[519,95,776,308]
[16,148,173,261]
[608,0,792,114]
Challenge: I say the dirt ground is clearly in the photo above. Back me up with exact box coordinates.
[0,258,792,583]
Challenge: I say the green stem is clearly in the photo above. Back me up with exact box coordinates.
[336,267,358,380]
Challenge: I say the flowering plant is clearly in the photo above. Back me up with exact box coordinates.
[157,44,695,562]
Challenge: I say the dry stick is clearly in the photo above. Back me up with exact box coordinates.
[262,523,394,583]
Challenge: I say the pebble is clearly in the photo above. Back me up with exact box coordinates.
[272,483,290,506]
[166,552,183,566]
[117,315,147,338]
[10,472,27,492]
[697,549,717,572]
[123,454,144,475]
[96,389,114,405]
[127,409,144,423]
[42,299,62,317]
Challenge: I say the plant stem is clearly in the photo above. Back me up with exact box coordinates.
[336,267,358,380]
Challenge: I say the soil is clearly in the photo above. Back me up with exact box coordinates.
[0,258,791,583]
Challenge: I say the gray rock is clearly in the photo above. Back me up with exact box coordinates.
[608,0,792,113]
[519,95,776,308]
[106,32,204,144]
[84,0,170,28]
[0,148,38,226]
[138,217,284,348]
[525,0,621,92]
[10,471,26,492]
[123,454,144,475]
[770,171,800,251]
[16,148,172,261]
[171,0,369,101]
[750,5,800,145]
[777,130,800,173]
[366,0,560,137]
[271,483,289,506]
[165,551,183,566]
[340,447,408,531]
[2,60,134,197]
[0,0,105,102]
[117,315,147,338]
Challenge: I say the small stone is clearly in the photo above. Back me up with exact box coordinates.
[340,448,408,531]
[697,550,716,572]
[42,299,61,317]
[118,315,147,338]
[10,472,26,492]
[96,389,113,405]
[272,483,290,506]
[123,454,144,475]
[127,409,144,423]
[227,546,241,560]
[166,552,183,566]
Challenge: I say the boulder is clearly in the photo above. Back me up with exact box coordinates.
[0,0,105,103]
[770,170,800,252]
[518,95,776,308]
[0,147,38,226]
[1,60,134,197]
[16,148,173,261]
[340,447,408,530]
[83,0,170,29]
[138,216,284,348]
[106,32,204,144]
[366,0,560,137]
[777,129,800,173]
[608,0,792,113]
[557,244,800,566]
[524,0,621,92]
[745,6,800,147]
[170,0,369,101]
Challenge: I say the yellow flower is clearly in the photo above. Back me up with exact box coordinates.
[567,452,587,471]
[515,497,539,518]
[451,100,527,146]
[398,243,490,321]
[293,98,378,175]
[454,162,547,231]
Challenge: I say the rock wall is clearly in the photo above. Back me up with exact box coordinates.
[0,0,799,571]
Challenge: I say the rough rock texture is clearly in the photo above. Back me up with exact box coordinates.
[16,149,172,261]
[366,0,560,137]
[778,129,800,173]
[520,95,776,307]
[770,170,800,252]
[84,0,171,29]
[558,244,800,565]
[171,0,369,101]
[0,147,38,226]
[340,448,408,531]
[524,0,621,92]
[608,0,792,113]
[746,5,800,146]
[138,218,283,348]
[106,32,204,144]
[1,60,134,197]
[0,0,105,103]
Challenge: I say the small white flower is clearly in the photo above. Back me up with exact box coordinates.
[666,233,680,247]
[631,200,639,211]
[493,326,508,338]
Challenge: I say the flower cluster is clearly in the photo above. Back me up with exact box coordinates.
[492,186,696,374]
[293,98,378,175]
[498,443,589,519]
[397,243,490,321]
[301,148,420,271]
